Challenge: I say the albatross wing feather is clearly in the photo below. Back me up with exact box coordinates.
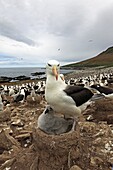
[64,85,93,106]
[91,85,113,95]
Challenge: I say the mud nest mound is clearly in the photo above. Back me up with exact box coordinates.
[33,127,81,170]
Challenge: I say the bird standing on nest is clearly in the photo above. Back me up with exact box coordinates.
[45,60,94,130]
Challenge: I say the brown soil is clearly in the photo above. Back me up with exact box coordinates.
[0,95,113,170]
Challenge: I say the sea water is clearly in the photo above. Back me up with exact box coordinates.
[0,67,74,78]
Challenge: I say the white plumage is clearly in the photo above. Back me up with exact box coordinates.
[45,60,94,130]
[0,94,3,111]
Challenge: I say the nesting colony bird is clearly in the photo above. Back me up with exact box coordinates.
[4,85,9,94]
[9,86,15,96]
[14,88,25,103]
[26,92,42,106]
[37,105,73,135]
[1,93,10,106]
[60,74,65,82]
[30,88,36,101]
[45,60,94,130]
[0,94,3,111]
[91,84,113,99]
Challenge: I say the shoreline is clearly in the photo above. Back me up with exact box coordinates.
[1,66,113,85]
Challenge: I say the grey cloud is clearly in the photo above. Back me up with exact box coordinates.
[0,21,35,46]
[42,1,88,37]
[78,5,113,55]
[0,56,18,61]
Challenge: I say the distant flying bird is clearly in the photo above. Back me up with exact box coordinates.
[88,40,93,42]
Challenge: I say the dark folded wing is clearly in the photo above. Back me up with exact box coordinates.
[91,85,113,95]
[64,85,93,106]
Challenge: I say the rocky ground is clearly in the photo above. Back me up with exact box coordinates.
[0,69,113,170]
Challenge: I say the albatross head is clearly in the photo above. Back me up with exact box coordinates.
[44,105,54,114]
[46,60,60,80]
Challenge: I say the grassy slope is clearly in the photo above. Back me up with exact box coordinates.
[63,46,113,68]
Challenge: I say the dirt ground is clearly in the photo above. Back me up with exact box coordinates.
[0,94,113,170]
[0,66,113,170]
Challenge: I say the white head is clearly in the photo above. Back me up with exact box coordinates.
[20,88,25,95]
[46,60,60,80]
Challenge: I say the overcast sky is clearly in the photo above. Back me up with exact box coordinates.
[0,0,113,67]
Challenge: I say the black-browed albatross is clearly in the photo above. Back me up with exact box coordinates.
[45,60,94,130]
[91,84,113,99]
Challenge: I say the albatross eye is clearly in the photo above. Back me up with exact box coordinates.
[57,64,60,67]
[48,63,52,67]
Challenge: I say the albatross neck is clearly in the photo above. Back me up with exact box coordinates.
[46,74,66,89]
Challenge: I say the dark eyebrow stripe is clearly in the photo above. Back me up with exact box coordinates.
[48,63,51,66]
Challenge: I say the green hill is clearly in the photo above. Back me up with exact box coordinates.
[63,46,113,68]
